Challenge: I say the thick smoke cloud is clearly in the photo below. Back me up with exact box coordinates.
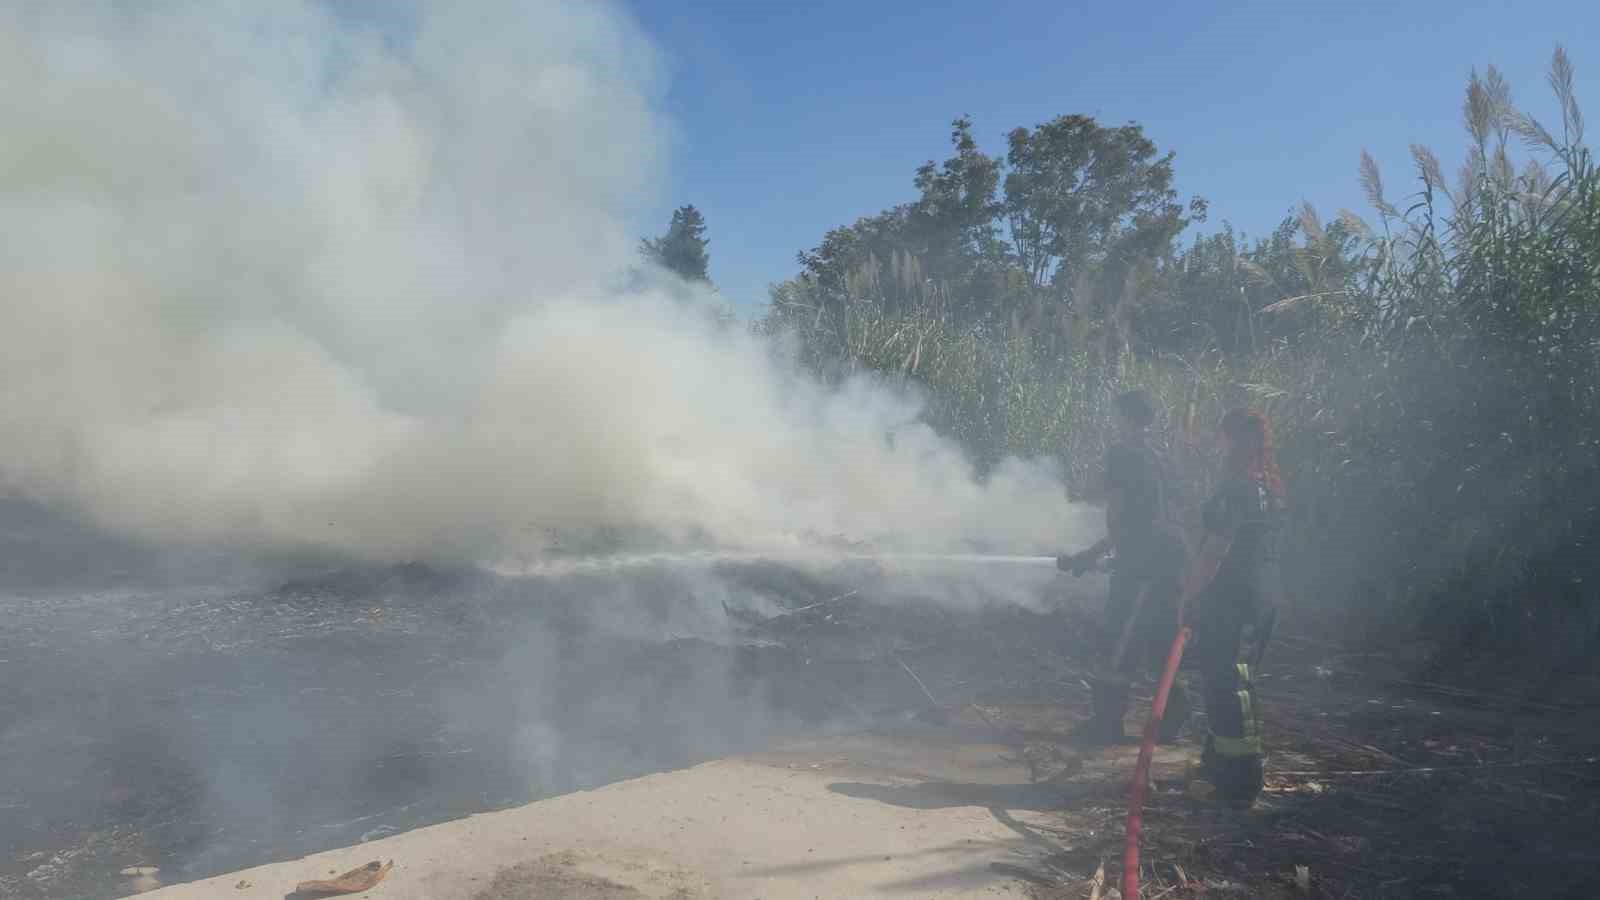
[0,1,1092,565]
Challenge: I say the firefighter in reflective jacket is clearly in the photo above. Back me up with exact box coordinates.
[1182,407,1285,809]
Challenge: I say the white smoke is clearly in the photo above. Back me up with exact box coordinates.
[0,1,1094,565]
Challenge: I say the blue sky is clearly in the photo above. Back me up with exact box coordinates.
[624,0,1598,312]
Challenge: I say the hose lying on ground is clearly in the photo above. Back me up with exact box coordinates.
[1123,624,1192,899]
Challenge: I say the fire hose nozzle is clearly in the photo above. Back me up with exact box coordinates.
[1057,551,1111,577]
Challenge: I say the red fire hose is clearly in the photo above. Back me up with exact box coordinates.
[1122,624,1192,899]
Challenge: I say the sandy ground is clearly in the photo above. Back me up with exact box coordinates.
[138,718,1187,900]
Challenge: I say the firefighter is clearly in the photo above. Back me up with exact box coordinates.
[1182,407,1285,809]
[1058,389,1191,745]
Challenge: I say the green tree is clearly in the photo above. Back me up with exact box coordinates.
[1002,115,1197,298]
[641,205,711,283]
[792,207,914,309]
[909,118,1006,278]
[785,119,1011,328]
[1138,209,1363,357]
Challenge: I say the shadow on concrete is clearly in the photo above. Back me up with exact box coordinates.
[739,838,1014,879]
[739,838,1032,895]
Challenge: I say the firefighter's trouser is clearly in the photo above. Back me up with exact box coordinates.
[1200,661,1263,759]
[1091,556,1188,740]
[1190,582,1266,761]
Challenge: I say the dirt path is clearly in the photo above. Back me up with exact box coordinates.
[140,719,1183,900]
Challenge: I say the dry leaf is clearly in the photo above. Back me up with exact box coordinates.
[120,867,160,876]
[294,860,392,896]
[1089,861,1106,900]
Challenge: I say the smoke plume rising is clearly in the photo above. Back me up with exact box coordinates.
[0,1,1091,566]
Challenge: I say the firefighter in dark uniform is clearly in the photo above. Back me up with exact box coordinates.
[1058,390,1191,744]
[1183,407,1285,808]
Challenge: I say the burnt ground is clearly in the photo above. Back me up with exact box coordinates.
[792,610,1600,900]
[724,576,1600,899]
[2,559,1599,899]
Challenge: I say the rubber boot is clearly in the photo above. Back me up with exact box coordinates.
[1073,677,1129,745]
[1192,734,1263,808]
[1216,754,1264,809]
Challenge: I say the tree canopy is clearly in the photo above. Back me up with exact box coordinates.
[641,204,711,283]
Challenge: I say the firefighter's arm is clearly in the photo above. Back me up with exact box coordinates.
[1056,487,1120,573]
[1103,485,1123,551]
